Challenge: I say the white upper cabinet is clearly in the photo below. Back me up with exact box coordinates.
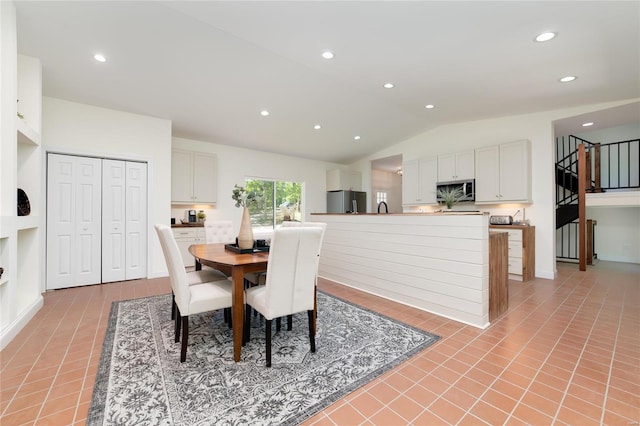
[402,157,438,205]
[171,149,217,204]
[326,169,362,191]
[437,150,475,182]
[475,140,531,204]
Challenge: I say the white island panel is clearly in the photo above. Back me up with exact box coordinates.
[313,213,490,328]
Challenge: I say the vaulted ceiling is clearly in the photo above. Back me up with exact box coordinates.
[14,1,640,164]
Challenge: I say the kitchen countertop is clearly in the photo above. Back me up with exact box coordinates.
[171,222,204,228]
[311,211,488,216]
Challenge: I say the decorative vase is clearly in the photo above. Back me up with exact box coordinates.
[238,207,254,249]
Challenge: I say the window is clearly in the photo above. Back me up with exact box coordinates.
[245,178,303,233]
[376,191,387,204]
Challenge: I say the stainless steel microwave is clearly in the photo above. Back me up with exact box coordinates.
[436,179,475,202]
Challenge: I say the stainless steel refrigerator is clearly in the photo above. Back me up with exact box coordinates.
[327,190,366,213]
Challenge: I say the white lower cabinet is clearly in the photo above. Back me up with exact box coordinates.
[172,227,205,268]
[490,225,535,282]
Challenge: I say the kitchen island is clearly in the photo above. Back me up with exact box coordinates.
[311,212,503,328]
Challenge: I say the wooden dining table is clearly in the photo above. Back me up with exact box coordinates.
[188,243,268,362]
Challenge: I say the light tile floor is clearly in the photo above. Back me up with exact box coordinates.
[0,261,638,425]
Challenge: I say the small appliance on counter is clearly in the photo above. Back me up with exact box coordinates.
[185,209,197,223]
[490,215,513,225]
[490,209,527,226]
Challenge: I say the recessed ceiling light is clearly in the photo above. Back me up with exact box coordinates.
[260,110,269,116]
[535,32,556,42]
[559,76,577,83]
[314,124,321,130]
[383,83,395,89]
[582,122,594,127]
[93,53,106,62]
[322,51,334,59]
[354,136,361,140]
[425,104,435,109]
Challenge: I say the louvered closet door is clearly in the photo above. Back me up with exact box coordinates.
[102,159,126,283]
[125,161,147,280]
[47,154,102,289]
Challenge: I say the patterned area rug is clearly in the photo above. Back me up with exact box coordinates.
[88,291,440,425]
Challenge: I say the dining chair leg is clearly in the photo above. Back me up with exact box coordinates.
[180,315,189,363]
[313,287,317,334]
[308,310,316,353]
[171,292,176,320]
[174,308,181,343]
[276,317,281,332]
[266,319,272,367]
[224,307,232,329]
[287,315,293,331]
[243,305,251,346]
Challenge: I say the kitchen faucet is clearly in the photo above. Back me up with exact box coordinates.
[377,201,388,214]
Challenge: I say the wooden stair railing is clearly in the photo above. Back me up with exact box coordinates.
[578,144,586,271]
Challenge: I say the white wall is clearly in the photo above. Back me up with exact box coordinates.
[42,97,172,279]
[172,137,341,239]
[562,123,640,261]
[587,206,640,263]
[352,99,640,279]
[371,169,402,213]
[575,123,640,144]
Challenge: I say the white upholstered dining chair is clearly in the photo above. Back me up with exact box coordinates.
[155,224,234,362]
[244,226,323,367]
[166,221,232,320]
[204,219,235,245]
[244,221,326,287]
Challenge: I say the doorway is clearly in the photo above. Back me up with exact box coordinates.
[370,155,403,213]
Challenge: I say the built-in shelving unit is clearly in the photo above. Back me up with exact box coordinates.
[0,237,8,287]
[0,20,44,349]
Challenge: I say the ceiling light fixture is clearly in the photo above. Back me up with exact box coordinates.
[260,110,269,116]
[559,76,577,83]
[314,124,321,130]
[354,136,361,140]
[535,32,556,42]
[582,122,594,127]
[425,104,435,109]
[93,53,106,62]
[383,83,395,89]
[322,51,334,59]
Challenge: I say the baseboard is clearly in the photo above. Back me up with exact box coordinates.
[0,295,44,351]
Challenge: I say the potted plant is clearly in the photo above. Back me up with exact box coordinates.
[437,186,464,210]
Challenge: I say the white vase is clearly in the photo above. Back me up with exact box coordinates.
[238,207,254,249]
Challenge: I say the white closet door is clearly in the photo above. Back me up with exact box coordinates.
[102,159,126,283]
[47,154,102,289]
[125,161,147,280]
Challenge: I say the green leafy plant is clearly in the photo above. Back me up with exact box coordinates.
[232,184,261,208]
[437,187,464,209]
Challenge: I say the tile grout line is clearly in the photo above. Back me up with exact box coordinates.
[71,287,115,424]
[456,271,593,424]
[0,290,76,419]
[548,278,607,423]
[502,272,599,424]
[34,288,102,423]
[598,277,627,425]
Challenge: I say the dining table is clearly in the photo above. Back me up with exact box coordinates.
[188,243,268,362]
